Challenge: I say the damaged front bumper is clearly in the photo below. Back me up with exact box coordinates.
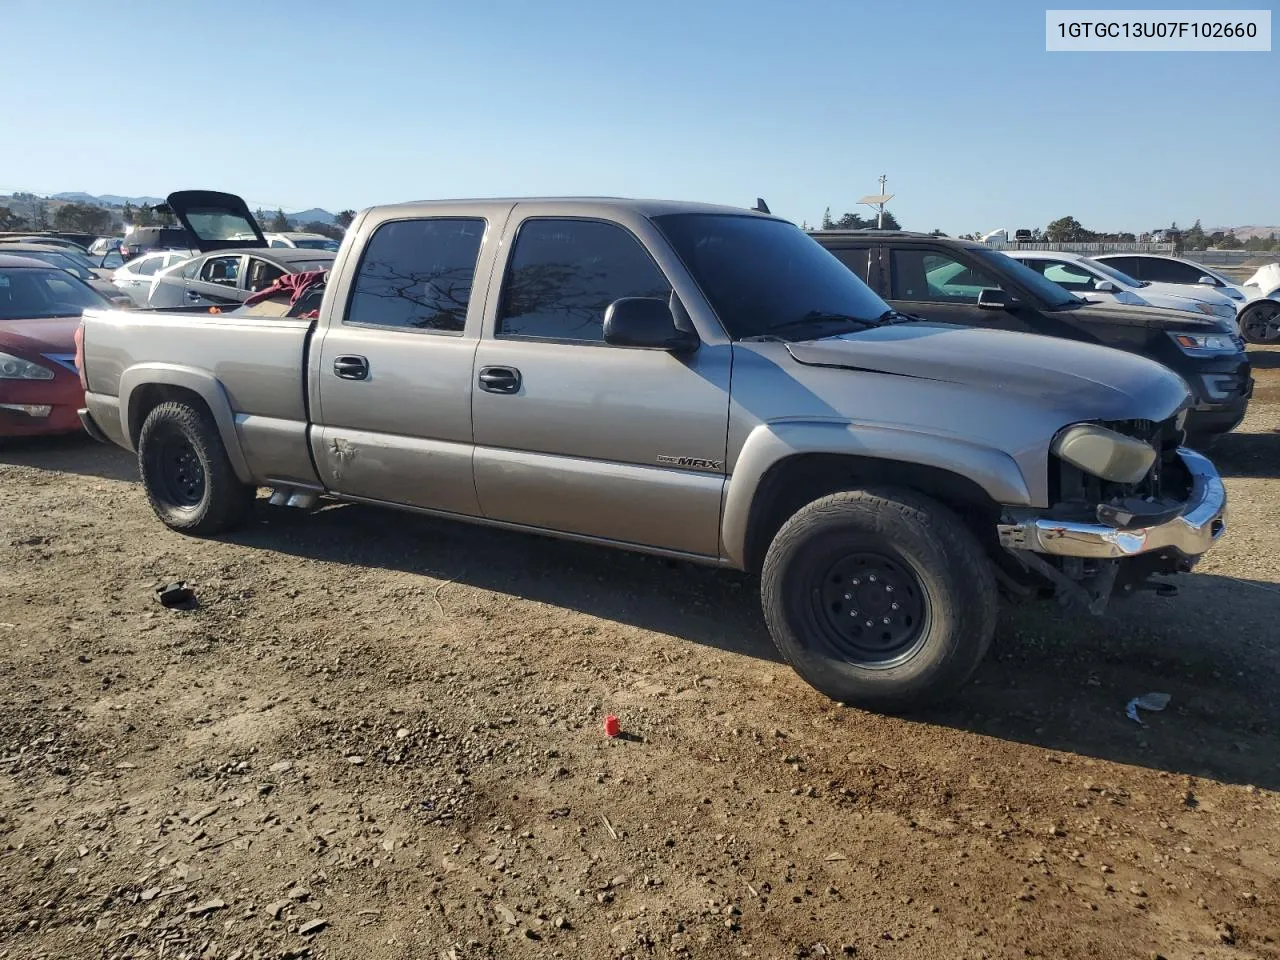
[995,449,1226,613]
[997,449,1226,561]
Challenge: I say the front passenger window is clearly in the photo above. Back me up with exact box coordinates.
[890,249,1004,304]
[497,219,670,342]
[200,256,241,287]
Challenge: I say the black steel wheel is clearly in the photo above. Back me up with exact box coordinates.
[153,435,206,507]
[761,487,998,711]
[137,400,254,534]
[811,551,928,668]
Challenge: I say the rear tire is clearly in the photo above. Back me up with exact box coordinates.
[760,487,997,712]
[138,401,254,534]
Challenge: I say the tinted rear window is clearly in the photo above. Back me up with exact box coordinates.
[345,218,486,332]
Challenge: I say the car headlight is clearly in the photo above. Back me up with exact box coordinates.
[0,351,55,380]
[1168,331,1238,356]
[1052,423,1156,484]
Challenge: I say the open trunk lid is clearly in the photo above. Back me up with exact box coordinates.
[159,190,267,253]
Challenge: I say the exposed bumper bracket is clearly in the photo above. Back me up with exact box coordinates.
[997,449,1226,561]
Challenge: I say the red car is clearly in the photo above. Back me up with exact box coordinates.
[0,253,112,438]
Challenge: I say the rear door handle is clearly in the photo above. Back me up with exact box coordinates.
[333,355,369,380]
[478,366,521,394]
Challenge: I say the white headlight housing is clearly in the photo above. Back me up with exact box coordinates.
[0,351,55,380]
[1052,424,1156,484]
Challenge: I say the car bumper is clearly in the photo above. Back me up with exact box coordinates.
[997,449,1226,561]
[0,402,83,438]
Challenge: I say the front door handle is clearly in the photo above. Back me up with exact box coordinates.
[478,366,521,394]
[185,289,202,302]
[333,355,369,380]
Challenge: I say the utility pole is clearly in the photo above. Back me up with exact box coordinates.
[859,174,894,229]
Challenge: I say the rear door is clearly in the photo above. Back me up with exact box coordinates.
[469,208,731,557]
[885,245,1034,332]
[310,206,505,515]
[185,254,248,306]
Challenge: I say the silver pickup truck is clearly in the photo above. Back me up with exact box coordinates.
[77,191,1227,710]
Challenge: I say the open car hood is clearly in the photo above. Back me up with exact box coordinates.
[159,190,267,253]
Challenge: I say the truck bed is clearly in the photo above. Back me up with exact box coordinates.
[79,306,320,488]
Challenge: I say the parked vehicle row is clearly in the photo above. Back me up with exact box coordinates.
[811,231,1251,445]
[72,191,1229,712]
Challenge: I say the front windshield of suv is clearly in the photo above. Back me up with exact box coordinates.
[1087,258,1142,288]
[0,266,109,320]
[653,213,892,339]
[974,250,1081,308]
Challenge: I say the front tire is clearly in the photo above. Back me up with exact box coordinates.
[1240,301,1280,344]
[760,487,998,712]
[138,401,254,534]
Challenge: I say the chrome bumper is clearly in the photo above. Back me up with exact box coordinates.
[997,449,1226,561]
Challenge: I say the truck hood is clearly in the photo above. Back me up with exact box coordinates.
[785,322,1190,421]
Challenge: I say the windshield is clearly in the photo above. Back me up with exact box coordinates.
[291,237,340,251]
[1086,258,1142,288]
[653,214,891,339]
[974,250,1081,308]
[0,266,109,320]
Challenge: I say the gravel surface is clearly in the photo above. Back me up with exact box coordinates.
[1,348,1277,959]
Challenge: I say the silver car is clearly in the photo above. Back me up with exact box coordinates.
[146,247,335,308]
[112,251,193,305]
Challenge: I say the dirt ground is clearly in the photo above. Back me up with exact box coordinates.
[2,352,1278,960]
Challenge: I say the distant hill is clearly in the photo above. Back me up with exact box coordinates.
[1204,225,1280,241]
[285,208,335,225]
[51,191,165,207]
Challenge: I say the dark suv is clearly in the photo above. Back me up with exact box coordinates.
[811,231,1252,444]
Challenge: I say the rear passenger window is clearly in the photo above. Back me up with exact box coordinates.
[497,218,670,342]
[133,257,161,277]
[828,246,872,284]
[345,218,485,332]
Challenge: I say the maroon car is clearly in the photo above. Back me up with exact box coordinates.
[0,253,111,438]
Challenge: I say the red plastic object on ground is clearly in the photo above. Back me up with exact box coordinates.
[603,715,621,738]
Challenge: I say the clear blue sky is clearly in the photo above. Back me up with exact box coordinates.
[2,0,1273,233]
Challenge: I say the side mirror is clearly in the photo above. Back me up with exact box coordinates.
[603,297,699,352]
[1197,275,1218,286]
[1093,279,1118,293]
[976,288,1011,311]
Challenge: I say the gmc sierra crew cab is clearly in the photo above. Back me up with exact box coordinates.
[76,192,1228,710]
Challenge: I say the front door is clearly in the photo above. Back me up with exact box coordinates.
[470,213,731,558]
[312,212,501,516]
[885,246,1035,333]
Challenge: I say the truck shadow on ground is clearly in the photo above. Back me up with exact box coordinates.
[1207,429,1280,478]
[231,498,1280,792]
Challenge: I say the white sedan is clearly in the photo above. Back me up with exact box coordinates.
[112,251,193,306]
[1003,251,1239,328]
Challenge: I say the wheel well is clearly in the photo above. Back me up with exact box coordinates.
[742,453,1003,572]
[128,384,212,447]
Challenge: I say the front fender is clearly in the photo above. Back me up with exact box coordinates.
[117,363,253,484]
[720,420,1033,568]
